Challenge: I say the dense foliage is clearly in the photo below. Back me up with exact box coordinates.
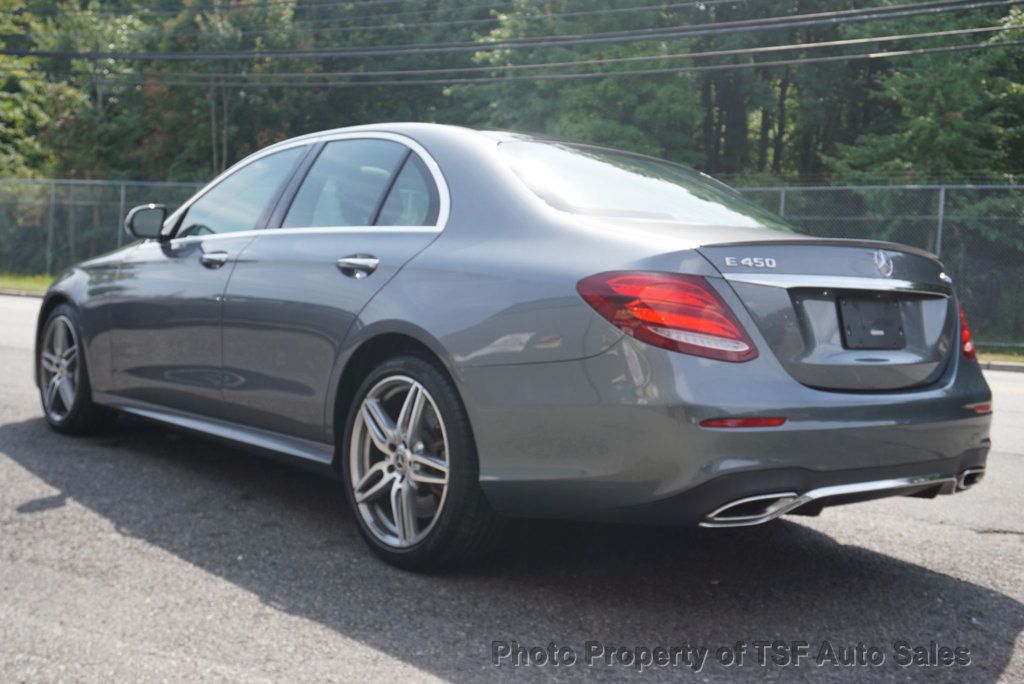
[1,0,1021,183]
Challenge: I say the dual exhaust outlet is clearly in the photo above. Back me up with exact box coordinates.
[701,468,985,528]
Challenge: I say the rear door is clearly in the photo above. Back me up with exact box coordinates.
[109,144,308,415]
[700,241,956,391]
[220,134,445,441]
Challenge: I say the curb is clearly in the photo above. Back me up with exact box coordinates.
[0,288,44,298]
[981,360,1024,373]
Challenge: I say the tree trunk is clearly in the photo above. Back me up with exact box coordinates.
[209,86,218,175]
[701,75,717,172]
[772,67,790,174]
[720,76,748,174]
[221,84,229,172]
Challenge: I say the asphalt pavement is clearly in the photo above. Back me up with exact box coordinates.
[0,294,1021,682]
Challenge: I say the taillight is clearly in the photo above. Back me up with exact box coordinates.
[576,271,757,362]
[700,417,786,428]
[959,303,976,360]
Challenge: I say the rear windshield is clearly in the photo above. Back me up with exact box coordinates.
[499,141,792,231]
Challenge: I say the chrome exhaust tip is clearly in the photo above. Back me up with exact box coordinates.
[700,473,961,529]
[957,467,985,491]
[700,492,798,528]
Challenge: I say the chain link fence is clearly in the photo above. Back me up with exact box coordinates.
[0,178,1020,346]
[0,179,201,276]
[738,184,1024,347]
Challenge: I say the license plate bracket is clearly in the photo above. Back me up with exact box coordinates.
[838,295,905,350]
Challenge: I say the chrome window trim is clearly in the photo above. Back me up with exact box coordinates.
[722,273,952,297]
[162,131,449,239]
[166,226,442,245]
[162,139,312,237]
[285,131,448,232]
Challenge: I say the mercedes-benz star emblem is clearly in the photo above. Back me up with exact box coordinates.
[874,249,894,277]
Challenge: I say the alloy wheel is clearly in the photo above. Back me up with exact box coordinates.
[39,315,80,422]
[349,375,451,548]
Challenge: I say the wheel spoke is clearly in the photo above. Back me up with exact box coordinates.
[57,376,75,409]
[410,452,448,485]
[390,478,418,544]
[41,351,59,374]
[53,320,68,354]
[396,383,426,442]
[354,461,393,504]
[361,399,395,454]
[45,376,61,409]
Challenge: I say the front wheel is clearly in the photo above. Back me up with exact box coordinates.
[38,303,117,434]
[342,355,503,571]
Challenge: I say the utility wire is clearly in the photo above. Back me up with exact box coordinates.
[3,0,1016,60]
[38,24,1017,80]
[20,0,499,17]
[73,38,1024,87]
[96,0,759,40]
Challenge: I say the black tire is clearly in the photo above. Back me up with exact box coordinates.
[341,354,504,571]
[37,303,118,435]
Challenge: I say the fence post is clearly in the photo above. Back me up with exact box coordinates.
[117,182,126,247]
[45,182,56,275]
[778,188,787,217]
[934,186,946,257]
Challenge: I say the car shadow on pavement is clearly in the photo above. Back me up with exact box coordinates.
[1,416,1020,682]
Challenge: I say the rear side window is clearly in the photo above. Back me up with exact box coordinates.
[499,141,793,232]
[283,139,406,227]
[177,146,305,237]
[376,154,440,226]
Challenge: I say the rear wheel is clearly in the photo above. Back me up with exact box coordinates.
[38,303,117,434]
[342,354,503,571]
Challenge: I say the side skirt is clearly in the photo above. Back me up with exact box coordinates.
[93,391,338,477]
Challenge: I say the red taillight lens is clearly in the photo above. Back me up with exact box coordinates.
[700,417,786,428]
[576,271,757,362]
[959,303,976,360]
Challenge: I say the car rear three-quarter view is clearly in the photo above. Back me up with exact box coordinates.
[35,123,992,570]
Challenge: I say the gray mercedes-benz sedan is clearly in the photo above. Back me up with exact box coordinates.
[36,123,992,570]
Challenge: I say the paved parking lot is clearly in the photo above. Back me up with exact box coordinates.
[0,293,1021,682]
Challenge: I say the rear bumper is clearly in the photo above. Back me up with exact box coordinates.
[460,335,992,524]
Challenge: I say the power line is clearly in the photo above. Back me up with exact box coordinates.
[20,0,501,18]
[42,24,1017,80]
[4,0,1017,60]
[79,38,1024,87]
[106,0,756,40]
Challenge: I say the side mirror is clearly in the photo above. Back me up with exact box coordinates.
[124,204,167,239]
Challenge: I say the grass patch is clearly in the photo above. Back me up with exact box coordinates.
[977,345,1024,364]
[0,273,52,293]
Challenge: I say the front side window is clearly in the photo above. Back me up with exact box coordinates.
[499,141,793,232]
[177,146,305,237]
[283,139,408,228]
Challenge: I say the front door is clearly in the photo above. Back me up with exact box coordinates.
[109,145,308,416]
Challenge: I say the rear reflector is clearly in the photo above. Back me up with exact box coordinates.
[959,303,976,360]
[700,417,787,428]
[576,272,757,362]
[964,402,992,415]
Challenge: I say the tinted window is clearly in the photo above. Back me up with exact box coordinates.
[499,141,793,231]
[178,146,305,237]
[284,139,407,228]
[376,154,440,226]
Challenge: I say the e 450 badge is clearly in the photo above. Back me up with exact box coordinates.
[724,256,777,268]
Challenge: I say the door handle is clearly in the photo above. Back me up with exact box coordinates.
[336,255,380,279]
[200,251,231,268]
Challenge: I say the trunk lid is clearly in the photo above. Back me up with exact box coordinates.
[699,240,956,391]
